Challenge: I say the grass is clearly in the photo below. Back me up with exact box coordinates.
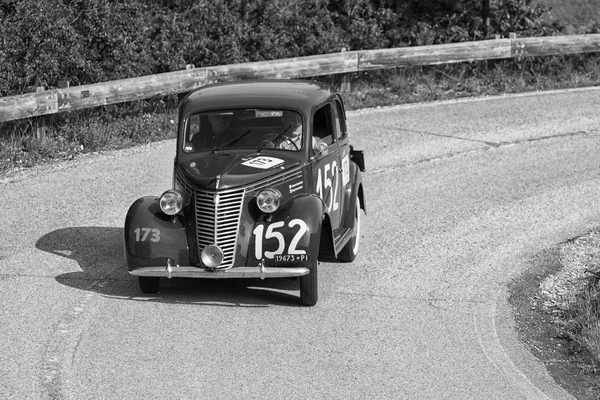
[335,53,600,110]
[540,231,600,369]
[1,100,178,175]
[569,287,600,365]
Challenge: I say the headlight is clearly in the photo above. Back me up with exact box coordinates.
[159,190,186,215]
[256,188,282,213]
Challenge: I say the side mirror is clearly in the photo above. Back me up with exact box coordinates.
[312,140,328,157]
[183,142,194,153]
[350,146,366,172]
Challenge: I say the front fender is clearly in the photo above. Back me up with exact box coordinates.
[124,196,190,271]
[244,194,325,266]
[339,158,366,234]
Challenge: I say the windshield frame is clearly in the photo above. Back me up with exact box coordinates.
[181,108,305,154]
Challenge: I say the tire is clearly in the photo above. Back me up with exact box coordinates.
[139,277,160,294]
[299,261,318,306]
[338,195,361,262]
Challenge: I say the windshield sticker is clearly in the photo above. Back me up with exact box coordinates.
[289,181,303,194]
[242,156,284,170]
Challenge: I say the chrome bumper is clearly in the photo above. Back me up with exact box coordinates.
[129,263,309,280]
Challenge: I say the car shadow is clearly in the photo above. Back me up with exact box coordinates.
[36,227,303,307]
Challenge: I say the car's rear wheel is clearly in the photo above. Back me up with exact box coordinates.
[338,195,361,262]
[299,261,318,306]
[139,277,160,294]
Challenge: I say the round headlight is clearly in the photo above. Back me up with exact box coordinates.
[159,190,185,215]
[256,188,282,213]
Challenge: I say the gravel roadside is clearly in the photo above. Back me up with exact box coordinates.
[510,231,600,399]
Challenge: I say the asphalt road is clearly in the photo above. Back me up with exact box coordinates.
[2,87,600,399]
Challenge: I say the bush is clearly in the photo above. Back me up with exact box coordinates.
[0,0,85,95]
[0,0,564,97]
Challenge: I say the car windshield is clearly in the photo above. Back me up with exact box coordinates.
[183,109,303,153]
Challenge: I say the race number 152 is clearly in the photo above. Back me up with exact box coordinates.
[316,161,339,212]
[252,219,308,259]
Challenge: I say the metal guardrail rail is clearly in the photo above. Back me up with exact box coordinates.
[2,34,600,123]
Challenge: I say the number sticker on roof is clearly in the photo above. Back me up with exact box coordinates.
[241,156,284,169]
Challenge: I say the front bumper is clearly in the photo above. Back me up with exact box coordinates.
[129,262,309,280]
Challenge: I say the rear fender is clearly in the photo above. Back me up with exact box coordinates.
[245,194,324,266]
[124,196,190,271]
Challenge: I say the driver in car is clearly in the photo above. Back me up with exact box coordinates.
[209,113,234,136]
[276,111,303,150]
[197,112,236,150]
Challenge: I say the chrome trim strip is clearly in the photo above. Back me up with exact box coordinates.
[129,266,310,279]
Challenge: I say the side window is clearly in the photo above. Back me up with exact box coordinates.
[312,104,334,145]
[333,100,347,138]
[188,114,201,138]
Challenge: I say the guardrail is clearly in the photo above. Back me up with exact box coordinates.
[2,33,600,124]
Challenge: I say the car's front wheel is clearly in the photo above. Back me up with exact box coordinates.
[299,261,318,306]
[338,195,361,262]
[139,277,160,294]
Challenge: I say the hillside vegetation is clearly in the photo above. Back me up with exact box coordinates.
[0,0,558,97]
[536,0,600,28]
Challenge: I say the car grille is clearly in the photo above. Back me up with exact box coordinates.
[195,189,245,269]
[176,166,303,269]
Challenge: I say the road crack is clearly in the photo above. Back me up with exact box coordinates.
[370,129,600,175]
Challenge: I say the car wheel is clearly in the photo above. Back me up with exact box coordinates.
[338,195,361,262]
[299,261,318,306]
[139,277,160,293]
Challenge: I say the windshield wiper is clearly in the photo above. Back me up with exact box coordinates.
[257,125,291,153]
[210,129,251,153]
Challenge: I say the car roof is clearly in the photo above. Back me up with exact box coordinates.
[179,80,337,115]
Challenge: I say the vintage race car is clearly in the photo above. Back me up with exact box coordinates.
[124,80,366,306]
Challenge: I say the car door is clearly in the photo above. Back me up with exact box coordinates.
[331,97,351,236]
[311,102,344,233]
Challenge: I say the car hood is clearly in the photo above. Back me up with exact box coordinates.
[178,151,301,190]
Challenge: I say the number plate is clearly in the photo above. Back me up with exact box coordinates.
[274,254,310,262]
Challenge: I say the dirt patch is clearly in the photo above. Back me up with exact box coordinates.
[509,247,600,399]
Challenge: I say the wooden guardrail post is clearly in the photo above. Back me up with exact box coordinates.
[509,32,525,61]
[340,48,351,93]
[178,64,195,103]
[28,86,47,142]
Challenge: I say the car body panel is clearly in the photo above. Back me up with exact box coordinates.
[124,196,190,269]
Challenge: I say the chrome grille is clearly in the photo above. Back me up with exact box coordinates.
[195,189,245,269]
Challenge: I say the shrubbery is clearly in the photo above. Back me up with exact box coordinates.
[0,0,560,97]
